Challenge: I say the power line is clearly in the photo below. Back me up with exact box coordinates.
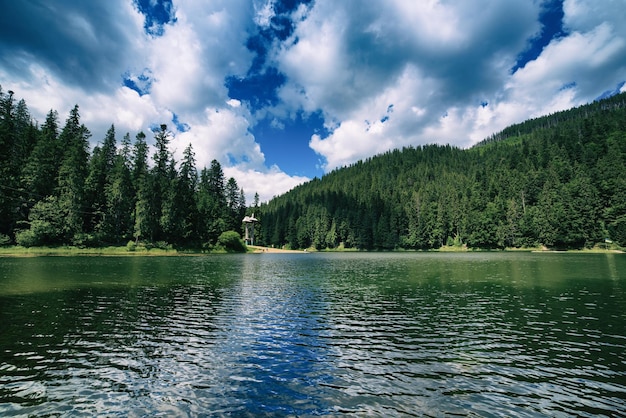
[0,184,102,217]
[0,183,47,200]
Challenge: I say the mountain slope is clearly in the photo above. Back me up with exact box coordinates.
[258,93,626,250]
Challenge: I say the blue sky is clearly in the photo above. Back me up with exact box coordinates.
[1,0,625,202]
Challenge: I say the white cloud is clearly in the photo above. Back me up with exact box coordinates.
[143,0,312,202]
[563,0,626,35]
[273,0,626,172]
[224,165,309,204]
[0,0,309,201]
[172,104,264,169]
[309,65,434,170]
[2,0,625,197]
[273,0,542,171]
[485,2,626,128]
[253,0,276,28]
[227,98,242,108]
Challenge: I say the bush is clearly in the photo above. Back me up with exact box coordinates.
[15,229,38,247]
[15,220,62,247]
[217,231,247,253]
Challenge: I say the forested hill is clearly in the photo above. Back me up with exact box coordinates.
[475,91,626,147]
[258,92,626,250]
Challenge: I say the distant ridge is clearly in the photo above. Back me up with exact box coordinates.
[474,91,626,148]
[258,92,626,251]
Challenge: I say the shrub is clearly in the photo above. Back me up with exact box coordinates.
[15,220,61,247]
[15,229,38,247]
[217,231,247,253]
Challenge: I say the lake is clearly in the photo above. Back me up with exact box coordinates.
[1,252,625,416]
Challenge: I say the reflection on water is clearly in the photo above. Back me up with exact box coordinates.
[1,253,625,416]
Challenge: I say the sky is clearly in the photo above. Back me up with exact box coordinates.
[1,0,625,203]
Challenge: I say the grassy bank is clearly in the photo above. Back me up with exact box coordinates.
[0,243,622,257]
[0,245,186,256]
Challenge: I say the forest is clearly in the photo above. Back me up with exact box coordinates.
[256,92,626,250]
[0,86,255,251]
[1,85,625,251]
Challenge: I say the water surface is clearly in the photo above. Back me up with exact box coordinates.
[1,252,625,416]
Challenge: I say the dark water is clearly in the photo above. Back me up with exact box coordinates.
[1,252,625,417]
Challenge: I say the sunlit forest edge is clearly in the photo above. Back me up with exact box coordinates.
[256,93,626,252]
[0,85,625,253]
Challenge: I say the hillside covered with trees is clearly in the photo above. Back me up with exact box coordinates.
[2,85,625,251]
[0,86,253,250]
[257,93,626,250]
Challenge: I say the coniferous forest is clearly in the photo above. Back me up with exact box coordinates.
[1,85,625,251]
[0,86,250,250]
[257,93,626,250]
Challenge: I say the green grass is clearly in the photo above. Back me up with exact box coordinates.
[0,245,186,256]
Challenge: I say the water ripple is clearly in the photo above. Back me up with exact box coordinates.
[1,253,625,416]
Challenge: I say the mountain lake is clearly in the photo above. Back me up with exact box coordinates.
[1,252,625,416]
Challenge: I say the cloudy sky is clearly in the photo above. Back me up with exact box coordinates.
[1,0,625,202]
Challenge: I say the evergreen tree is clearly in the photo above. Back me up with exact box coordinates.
[85,124,117,237]
[198,160,227,245]
[0,88,17,238]
[56,105,91,243]
[175,144,199,245]
[225,177,241,231]
[160,158,180,243]
[150,124,172,242]
[132,131,151,243]
[2,87,625,250]
[238,188,247,227]
[22,110,61,199]
[104,134,135,242]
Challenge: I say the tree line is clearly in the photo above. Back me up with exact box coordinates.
[2,85,625,251]
[257,92,626,250]
[0,85,257,250]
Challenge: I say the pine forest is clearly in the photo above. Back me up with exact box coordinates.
[0,86,248,251]
[1,85,625,251]
[257,93,626,251]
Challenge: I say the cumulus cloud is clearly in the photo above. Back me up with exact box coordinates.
[274,0,542,171]
[0,0,308,199]
[1,0,624,194]
[145,0,254,113]
[0,1,144,91]
[172,103,265,170]
[224,165,309,204]
[478,0,626,136]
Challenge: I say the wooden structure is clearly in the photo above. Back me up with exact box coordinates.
[242,214,258,245]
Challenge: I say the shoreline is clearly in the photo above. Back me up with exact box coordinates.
[248,245,309,254]
[0,245,622,257]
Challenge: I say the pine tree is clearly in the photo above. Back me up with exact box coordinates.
[238,188,247,227]
[150,124,172,242]
[198,160,227,245]
[56,105,91,243]
[22,110,61,199]
[85,124,117,237]
[132,131,151,243]
[225,177,241,231]
[176,144,199,245]
[104,134,135,242]
[0,88,16,238]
